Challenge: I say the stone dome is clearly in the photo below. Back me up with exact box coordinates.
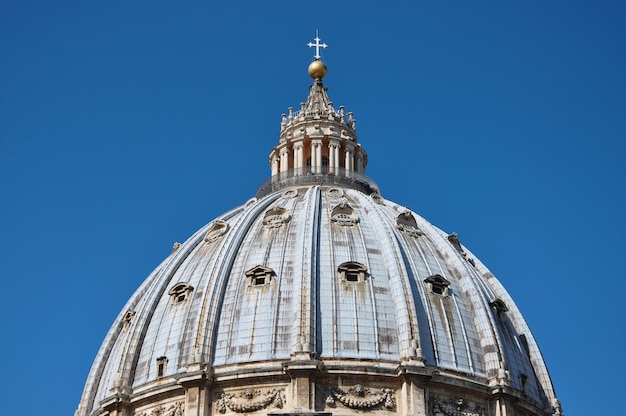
[77,44,562,416]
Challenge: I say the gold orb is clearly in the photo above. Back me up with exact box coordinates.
[308,60,327,79]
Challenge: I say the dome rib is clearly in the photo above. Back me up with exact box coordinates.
[206,193,282,368]
[302,187,323,358]
[367,198,425,363]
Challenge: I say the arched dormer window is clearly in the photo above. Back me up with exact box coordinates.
[168,282,193,304]
[396,211,422,237]
[370,193,384,205]
[490,298,509,314]
[338,262,368,283]
[424,274,450,296]
[282,189,298,199]
[331,203,358,226]
[205,220,229,243]
[327,187,344,197]
[263,207,290,229]
[447,232,476,267]
[245,265,275,286]
[244,197,257,209]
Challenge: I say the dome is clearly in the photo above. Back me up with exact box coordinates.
[77,37,561,416]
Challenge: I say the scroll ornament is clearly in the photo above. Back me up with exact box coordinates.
[216,388,284,413]
[325,384,395,410]
[136,401,184,416]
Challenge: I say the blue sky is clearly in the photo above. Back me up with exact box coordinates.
[1,1,624,415]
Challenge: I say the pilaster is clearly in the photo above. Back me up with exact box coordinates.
[177,369,212,416]
[283,359,324,412]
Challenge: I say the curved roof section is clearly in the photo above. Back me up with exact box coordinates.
[78,186,558,414]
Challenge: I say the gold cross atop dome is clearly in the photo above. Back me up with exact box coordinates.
[307,31,328,79]
[307,30,327,60]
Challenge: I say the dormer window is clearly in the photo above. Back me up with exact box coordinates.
[424,274,450,296]
[490,299,509,314]
[263,207,290,229]
[123,310,135,331]
[447,232,476,266]
[338,262,368,283]
[156,356,168,377]
[282,189,298,199]
[327,187,344,197]
[168,282,193,304]
[370,193,384,205]
[244,198,257,209]
[331,204,358,226]
[396,211,422,237]
[245,265,275,286]
[205,220,229,243]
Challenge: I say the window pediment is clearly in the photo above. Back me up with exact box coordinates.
[424,274,450,296]
[490,298,509,313]
[396,211,422,237]
[338,261,368,283]
[245,265,275,286]
[168,282,194,304]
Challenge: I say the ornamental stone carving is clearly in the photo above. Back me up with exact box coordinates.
[263,207,290,229]
[330,203,358,226]
[136,401,184,416]
[432,396,485,416]
[216,388,284,413]
[325,384,396,410]
[205,220,229,243]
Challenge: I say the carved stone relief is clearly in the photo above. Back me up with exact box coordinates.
[135,401,184,416]
[325,384,396,410]
[431,396,485,416]
[216,388,284,413]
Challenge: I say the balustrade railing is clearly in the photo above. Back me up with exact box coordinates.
[255,167,380,198]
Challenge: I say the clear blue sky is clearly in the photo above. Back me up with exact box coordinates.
[1,1,624,415]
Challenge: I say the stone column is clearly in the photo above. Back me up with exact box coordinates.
[280,147,290,174]
[328,140,339,174]
[316,143,322,172]
[293,140,304,175]
[271,156,279,176]
[344,143,355,176]
[356,152,363,174]
[311,139,323,173]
